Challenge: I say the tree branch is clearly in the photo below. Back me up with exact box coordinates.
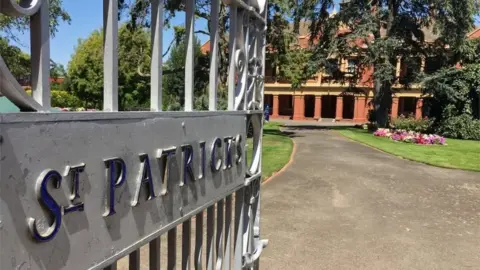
[195,30,210,36]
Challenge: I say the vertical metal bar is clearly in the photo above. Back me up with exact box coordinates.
[184,0,195,111]
[227,5,237,110]
[208,0,220,111]
[30,0,51,108]
[149,237,161,270]
[104,262,117,270]
[150,0,163,111]
[216,200,225,269]
[129,249,140,270]
[224,195,233,270]
[168,227,177,270]
[253,184,262,270]
[195,212,204,270]
[260,9,267,109]
[244,184,254,261]
[242,15,250,111]
[182,219,192,270]
[233,189,245,270]
[206,205,215,270]
[103,0,119,111]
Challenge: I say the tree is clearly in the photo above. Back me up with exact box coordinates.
[0,37,30,80]
[266,0,296,81]
[50,62,66,79]
[0,0,71,88]
[298,0,478,127]
[68,25,151,110]
[119,0,232,98]
[67,30,103,109]
[0,0,71,41]
[162,36,210,110]
[422,64,480,139]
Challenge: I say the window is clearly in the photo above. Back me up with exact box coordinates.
[325,59,339,76]
[347,59,358,74]
[424,57,442,74]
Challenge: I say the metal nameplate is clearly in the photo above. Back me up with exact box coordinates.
[0,112,246,270]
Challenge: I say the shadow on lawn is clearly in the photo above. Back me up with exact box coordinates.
[263,127,304,138]
[281,124,358,132]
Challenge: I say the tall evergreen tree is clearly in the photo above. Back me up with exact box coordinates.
[299,0,478,126]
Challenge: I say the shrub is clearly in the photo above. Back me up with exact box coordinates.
[436,114,480,140]
[26,89,83,108]
[391,114,431,133]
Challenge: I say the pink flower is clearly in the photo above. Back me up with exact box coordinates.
[372,128,446,145]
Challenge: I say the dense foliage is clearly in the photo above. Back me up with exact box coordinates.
[0,37,30,79]
[162,38,210,110]
[0,0,71,83]
[423,64,480,140]
[0,0,70,40]
[68,26,151,110]
[391,115,431,133]
[26,89,82,108]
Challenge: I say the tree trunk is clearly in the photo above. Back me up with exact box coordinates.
[373,78,393,127]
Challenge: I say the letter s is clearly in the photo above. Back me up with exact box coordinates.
[28,170,63,242]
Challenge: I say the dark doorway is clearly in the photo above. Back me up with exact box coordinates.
[279,95,293,116]
[342,96,354,119]
[399,97,416,117]
[304,95,315,118]
[422,97,433,118]
[264,94,273,114]
[321,95,336,118]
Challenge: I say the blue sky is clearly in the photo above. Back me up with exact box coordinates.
[14,0,209,67]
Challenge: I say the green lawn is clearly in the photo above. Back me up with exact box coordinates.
[247,122,294,180]
[338,128,480,171]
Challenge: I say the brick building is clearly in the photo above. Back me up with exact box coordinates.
[201,24,479,122]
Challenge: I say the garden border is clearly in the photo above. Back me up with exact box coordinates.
[263,134,297,185]
[335,130,480,172]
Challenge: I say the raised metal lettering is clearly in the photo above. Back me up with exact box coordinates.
[103,157,127,217]
[27,169,63,242]
[131,154,156,206]
[235,134,243,164]
[224,136,233,169]
[181,144,195,185]
[156,147,177,195]
[63,164,86,214]
[198,141,206,180]
[211,137,223,172]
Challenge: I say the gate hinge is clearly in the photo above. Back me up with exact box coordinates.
[242,239,269,268]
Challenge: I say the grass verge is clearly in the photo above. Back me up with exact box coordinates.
[338,128,480,172]
[247,122,294,180]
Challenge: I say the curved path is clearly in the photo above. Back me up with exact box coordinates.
[260,126,480,270]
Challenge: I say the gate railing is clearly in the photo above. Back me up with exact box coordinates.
[0,0,267,269]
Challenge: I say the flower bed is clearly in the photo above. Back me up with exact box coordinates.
[56,107,98,112]
[373,128,446,145]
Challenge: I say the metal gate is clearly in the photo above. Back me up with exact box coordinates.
[0,0,267,269]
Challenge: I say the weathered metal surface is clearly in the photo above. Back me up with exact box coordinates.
[150,0,164,112]
[209,0,220,111]
[184,0,195,111]
[103,0,119,111]
[0,112,246,270]
[30,0,51,108]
